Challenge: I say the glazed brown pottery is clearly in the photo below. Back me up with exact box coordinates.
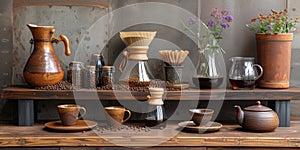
[23,24,71,87]
[235,101,279,132]
[256,33,293,88]
[189,108,214,126]
[57,104,86,126]
[104,106,131,127]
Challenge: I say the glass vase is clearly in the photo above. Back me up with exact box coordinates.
[193,41,225,89]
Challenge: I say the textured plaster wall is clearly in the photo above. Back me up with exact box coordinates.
[13,6,108,85]
[11,5,108,121]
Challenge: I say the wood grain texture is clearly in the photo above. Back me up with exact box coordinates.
[1,122,300,147]
[2,86,300,101]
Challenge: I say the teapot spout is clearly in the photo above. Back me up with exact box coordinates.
[234,105,244,126]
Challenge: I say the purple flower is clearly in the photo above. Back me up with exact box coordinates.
[187,19,193,26]
[224,15,234,22]
[211,8,221,19]
[207,19,215,27]
[221,9,229,15]
[221,22,230,28]
[217,13,223,19]
[265,25,274,30]
[212,8,218,14]
[187,16,198,26]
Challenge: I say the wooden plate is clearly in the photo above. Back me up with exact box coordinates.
[44,120,97,131]
[178,121,222,133]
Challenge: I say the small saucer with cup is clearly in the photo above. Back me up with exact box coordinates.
[178,108,222,133]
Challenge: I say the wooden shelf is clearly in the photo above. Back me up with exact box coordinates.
[1,86,299,127]
[1,121,300,148]
[2,86,300,101]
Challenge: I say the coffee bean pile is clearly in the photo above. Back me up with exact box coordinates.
[97,80,180,92]
[94,125,152,133]
[35,80,181,91]
[101,76,114,87]
[35,81,75,90]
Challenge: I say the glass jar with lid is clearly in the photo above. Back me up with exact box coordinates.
[101,66,115,87]
[84,65,96,89]
[67,61,84,89]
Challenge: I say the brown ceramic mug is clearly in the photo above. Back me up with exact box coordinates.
[57,104,86,126]
[189,108,214,126]
[104,106,131,127]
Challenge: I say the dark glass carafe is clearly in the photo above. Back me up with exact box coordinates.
[145,105,167,129]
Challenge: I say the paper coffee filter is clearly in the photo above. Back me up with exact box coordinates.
[159,50,189,66]
[120,31,157,46]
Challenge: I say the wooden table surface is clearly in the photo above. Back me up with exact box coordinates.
[1,121,300,148]
[2,86,300,100]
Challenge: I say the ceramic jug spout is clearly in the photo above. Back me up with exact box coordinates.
[234,105,244,126]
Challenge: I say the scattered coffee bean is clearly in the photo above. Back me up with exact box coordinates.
[36,80,180,91]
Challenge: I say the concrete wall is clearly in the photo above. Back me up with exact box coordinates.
[1,0,300,121]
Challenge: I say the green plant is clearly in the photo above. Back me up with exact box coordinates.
[246,9,299,34]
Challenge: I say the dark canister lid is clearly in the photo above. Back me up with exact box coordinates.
[244,101,272,111]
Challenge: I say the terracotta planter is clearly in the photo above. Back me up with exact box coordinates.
[256,33,293,89]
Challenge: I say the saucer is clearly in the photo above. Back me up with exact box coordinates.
[178,121,222,133]
[44,120,97,132]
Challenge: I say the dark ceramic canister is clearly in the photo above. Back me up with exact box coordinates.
[164,66,183,83]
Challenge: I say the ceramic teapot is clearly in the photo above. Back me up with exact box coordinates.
[234,101,279,132]
[23,24,71,87]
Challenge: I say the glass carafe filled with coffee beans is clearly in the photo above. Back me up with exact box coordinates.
[118,31,157,88]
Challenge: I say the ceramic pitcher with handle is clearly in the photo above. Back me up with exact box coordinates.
[228,57,263,90]
[23,24,71,87]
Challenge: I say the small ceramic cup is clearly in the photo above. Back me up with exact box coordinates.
[57,104,86,126]
[104,106,131,127]
[189,108,214,126]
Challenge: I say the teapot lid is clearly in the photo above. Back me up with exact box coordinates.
[244,101,272,111]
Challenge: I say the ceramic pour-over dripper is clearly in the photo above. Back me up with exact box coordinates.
[119,31,157,87]
[145,87,167,128]
[147,87,164,106]
[119,31,157,61]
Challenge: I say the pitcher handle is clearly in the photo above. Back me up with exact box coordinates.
[55,34,71,56]
[253,64,263,80]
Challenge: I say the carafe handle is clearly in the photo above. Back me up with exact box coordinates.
[253,64,263,80]
[55,34,71,56]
